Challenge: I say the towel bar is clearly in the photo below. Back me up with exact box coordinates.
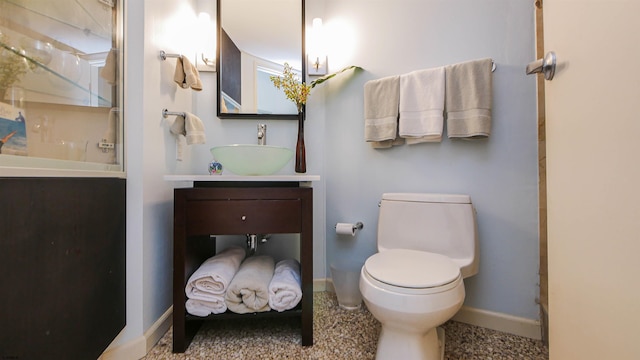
[160,50,182,61]
[162,109,186,118]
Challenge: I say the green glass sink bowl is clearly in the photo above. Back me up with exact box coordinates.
[210,144,294,176]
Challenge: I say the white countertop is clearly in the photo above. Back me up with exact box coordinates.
[163,174,321,182]
[1,155,125,178]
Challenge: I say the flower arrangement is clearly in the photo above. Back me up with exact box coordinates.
[270,62,360,113]
[0,33,37,99]
[269,62,360,173]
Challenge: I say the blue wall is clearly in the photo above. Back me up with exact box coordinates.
[320,0,539,319]
[185,0,539,322]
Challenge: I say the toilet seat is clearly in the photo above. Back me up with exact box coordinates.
[363,249,462,295]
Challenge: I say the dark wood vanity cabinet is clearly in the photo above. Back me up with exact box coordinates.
[0,177,126,360]
[172,184,313,352]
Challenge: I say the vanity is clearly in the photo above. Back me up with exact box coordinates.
[167,175,319,352]
[167,0,312,351]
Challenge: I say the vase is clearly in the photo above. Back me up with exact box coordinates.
[295,112,306,173]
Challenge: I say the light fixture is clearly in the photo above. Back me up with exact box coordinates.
[307,17,327,76]
[196,11,216,71]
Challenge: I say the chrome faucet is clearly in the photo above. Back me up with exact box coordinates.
[257,124,266,145]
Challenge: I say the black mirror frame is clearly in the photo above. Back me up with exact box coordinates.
[216,0,305,120]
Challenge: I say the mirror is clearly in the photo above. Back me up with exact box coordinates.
[217,0,304,119]
[0,0,117,108]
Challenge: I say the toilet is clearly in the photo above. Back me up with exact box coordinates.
[359,193,479,360]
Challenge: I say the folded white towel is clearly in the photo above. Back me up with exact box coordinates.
[185,246,245,301]
[225,255,275,314]
[174,56,203,91]
[445,58,493,139]
[185,297,227,317]
[169,112,206,161]
[364,75,404,148]
[268,259,302,312]
[399,67,445,144]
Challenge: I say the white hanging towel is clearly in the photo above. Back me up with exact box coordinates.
[364,75,404,148]
[173,56,203,91]
[445,58,493,139]
[99,48,117,85]
[102,107,119,164]
[399,67,445,144]
[169,112,206,161]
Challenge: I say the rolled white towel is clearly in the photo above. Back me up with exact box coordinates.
[268,259,302,312]
[225,255,275,314]
[186,297,227,317]
[185,246,246,301]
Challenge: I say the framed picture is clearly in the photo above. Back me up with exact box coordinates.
[0,101,27,156]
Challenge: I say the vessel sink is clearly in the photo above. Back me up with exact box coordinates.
[210,144,293,176]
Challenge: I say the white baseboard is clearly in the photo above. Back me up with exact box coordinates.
[313,278,329,292]
[144,306,173,352]
[98,335,146,360]
[318,277,541,340]
[99,306,173,360]
[452,306,542,340]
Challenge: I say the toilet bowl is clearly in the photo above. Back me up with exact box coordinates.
[359,193,479,360]
[360,249,465,359]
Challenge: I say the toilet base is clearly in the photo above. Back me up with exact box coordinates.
[375,326,445,360]
[438,327,445,360]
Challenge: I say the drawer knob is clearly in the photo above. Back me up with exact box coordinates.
[241,215,247,221]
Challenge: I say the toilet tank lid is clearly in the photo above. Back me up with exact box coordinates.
[382,193,471,204]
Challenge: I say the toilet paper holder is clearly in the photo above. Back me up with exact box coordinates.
[335,222,364,232]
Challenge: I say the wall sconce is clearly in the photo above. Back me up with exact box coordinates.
[196,11,216,72]
[308,17,327,76]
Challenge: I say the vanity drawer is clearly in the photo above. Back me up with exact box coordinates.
[185,199,302,235]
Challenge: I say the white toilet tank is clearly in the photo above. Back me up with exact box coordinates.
[377,193,479,278]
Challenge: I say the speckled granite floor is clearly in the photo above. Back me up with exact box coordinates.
[145,292,548,360]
